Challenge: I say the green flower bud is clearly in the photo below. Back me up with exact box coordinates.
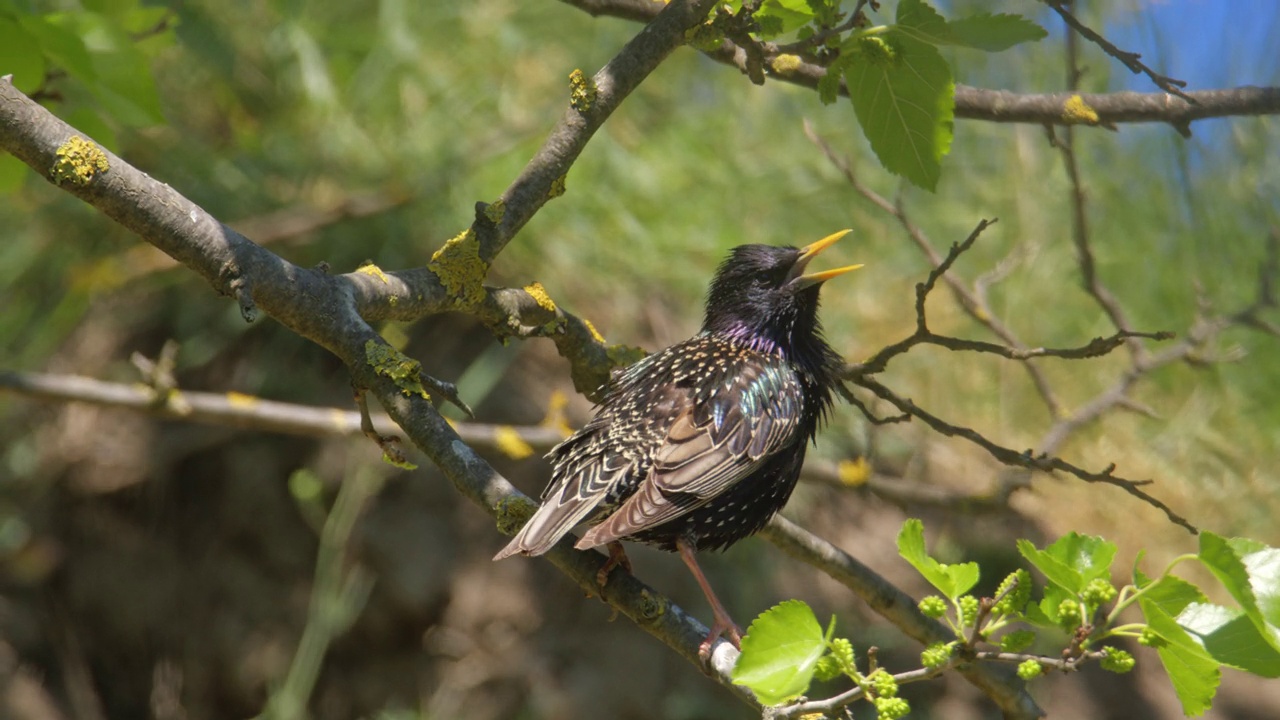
[869,669,898,698]
[1100,647,1136,674]
[993,569,1032,615]
[1000,629,1037,653]
[1082,578,1118,607]
[814,655,843,681]
[920,642,955,669]
[1017,659,1043,680]
[874,696,911,719]
[918,595,948,618]
[1138,627,1166,648]
[959,595,980,627]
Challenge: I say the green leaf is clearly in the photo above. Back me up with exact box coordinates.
[44,12,165,126]
[944,13,1048,52]
[1018,532,1116,593]
[894,1,1046,52]
[1134,570,1209,618]
[1199,533,1280,652]
[756,0,814,36]
[18,14,96,83]
[0,17,47,93]
[1031,583,1073,628]
[842,30,954,191]
[1139,598,1221,716]
[732,600,828,705]
[1179,602,1280,678]
[897,519,978,598]
[894,0,949,44]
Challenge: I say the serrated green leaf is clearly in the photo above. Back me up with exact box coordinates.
[1020,532,1116,593]
[1135,570,1209,618]
[945,13,1047,52]
[897,519,977,598]
[732,599,827,705]
[842,30,953,191]
[0,18,47,93]
[1200,533,1280,653]
[1017,538,1082,593]
[895,0,949,44]
[1031,583,1072,628]
[1140,598,1221,716]
[1179,602,1280,678]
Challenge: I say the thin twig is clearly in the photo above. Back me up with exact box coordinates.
[1043,0,1192,101]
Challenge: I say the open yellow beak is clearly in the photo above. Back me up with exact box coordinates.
[791,229,863,288]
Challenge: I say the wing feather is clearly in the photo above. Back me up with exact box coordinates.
[576,361,803,549]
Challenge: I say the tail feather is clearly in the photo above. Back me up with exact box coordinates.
[492,493,601,560]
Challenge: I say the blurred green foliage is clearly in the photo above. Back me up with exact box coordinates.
[0,3,1278,715]
[2,0,1277,527]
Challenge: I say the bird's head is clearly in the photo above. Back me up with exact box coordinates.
[703,230,861,357]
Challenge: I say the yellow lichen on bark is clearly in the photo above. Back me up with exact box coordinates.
[428,229,489,309]
[364,340,430,399]
[51,136,109,186]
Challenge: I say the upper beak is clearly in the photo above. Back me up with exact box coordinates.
[788,229,863,290]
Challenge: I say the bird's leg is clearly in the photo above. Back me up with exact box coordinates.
[677,537,743,660]
[597,541,633,588]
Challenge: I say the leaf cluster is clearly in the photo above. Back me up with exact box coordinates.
[732,519,1280,717]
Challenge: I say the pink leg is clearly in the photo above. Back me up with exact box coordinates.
[597,541,633,588]
[677,537,743,659]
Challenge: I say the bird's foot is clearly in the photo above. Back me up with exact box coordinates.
[697,614,743,662]
[596,541,633,588]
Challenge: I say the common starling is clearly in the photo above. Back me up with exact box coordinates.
[494,230,860,656]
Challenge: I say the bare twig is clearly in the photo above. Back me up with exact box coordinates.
[805,123,1067,418]
[1043,0,1192,101]
[848,373,1197,533]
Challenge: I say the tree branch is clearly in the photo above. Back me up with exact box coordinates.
[558,0,1280,131]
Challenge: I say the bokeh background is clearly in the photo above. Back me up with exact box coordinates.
[1,1,1278,718]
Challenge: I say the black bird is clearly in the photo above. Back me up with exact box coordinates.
[494,230,859,655]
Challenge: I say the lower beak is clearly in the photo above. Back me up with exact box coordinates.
[790,229,863,290]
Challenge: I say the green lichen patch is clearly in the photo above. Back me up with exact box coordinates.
[494,494,538,536]
[364,340,430,399]
[428,228,489,309]
[684,21,725,51]
[606,343,648,369]
[637,588,667,621]
[483,198,506,224]
[568,68,598,112]
[548,173,567,199]
[51,136,108,186]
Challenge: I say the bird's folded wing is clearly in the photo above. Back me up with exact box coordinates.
[575,373,801,548]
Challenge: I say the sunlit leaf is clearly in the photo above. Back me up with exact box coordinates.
[1140,598,1221,716]
[897,519,978,598]
[732,599,827,705]
[842,30,953,191]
